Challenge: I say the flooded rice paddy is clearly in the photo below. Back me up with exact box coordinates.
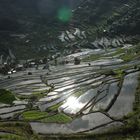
[0,47,140,134]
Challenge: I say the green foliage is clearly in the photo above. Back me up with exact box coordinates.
[22,111,49,120]
[17,90,47,101]
[0,133,42,140]
[0,134,25,140]
[82,54,101,62]
[22,110,72,124]
[121,53,135,62]
[120,44,140,62]
[41,113,72,123]
[82,48,124,62]
[48,103,63,112]
[0,122,34,139]
[0,89,16,104]
[114,69,125,78]
[109,48,124,57]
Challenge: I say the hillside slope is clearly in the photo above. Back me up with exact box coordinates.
[0,0,139,59]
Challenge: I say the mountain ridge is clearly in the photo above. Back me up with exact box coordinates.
[0,0,140,59]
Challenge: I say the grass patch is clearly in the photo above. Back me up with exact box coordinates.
[0,121,49,139]
[82,48,124,62]
[48,102,63,112]
[120,43,140,62]
[17,91,46,101]
[108,48,124,57]
[82,54,100,62]
[0,134,26,140]
[22,110,49,121]
[0,89,16,104]
[113,69,125,78]
[121,52,135,62]
[41,113,72,123]
[0,122,34,139]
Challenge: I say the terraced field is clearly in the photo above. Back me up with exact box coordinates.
[0,43,140,139]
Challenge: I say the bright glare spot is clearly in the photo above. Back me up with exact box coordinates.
[13,70,16,73]
[64,96,83,110]
[8,71,12,74]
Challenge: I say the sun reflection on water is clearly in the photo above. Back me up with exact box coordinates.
[61,96,84,111]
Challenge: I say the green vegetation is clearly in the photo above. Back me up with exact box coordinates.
[82,42,140,63]
[17,90,48,101]
[0,89,16,104]
[31,91,47,99]
[114,69,125,78]
[22,110,72,123]
[0,122,38,140]
[0,0,140,139]
[42,134,140,140]
[0,132,40,140]
[120,43,140,62]
[82,48,125,62]
[0,134,42,140]
[41,69,140,139]
[82,54,101,62]
[108,48,124,57]
[0,134,26,140]
[0,121,43,140]
[121,51,136,62]
[74,90,84,98]
[41,113,72,123]
[48,102,63,112]
[22,111,49,121]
